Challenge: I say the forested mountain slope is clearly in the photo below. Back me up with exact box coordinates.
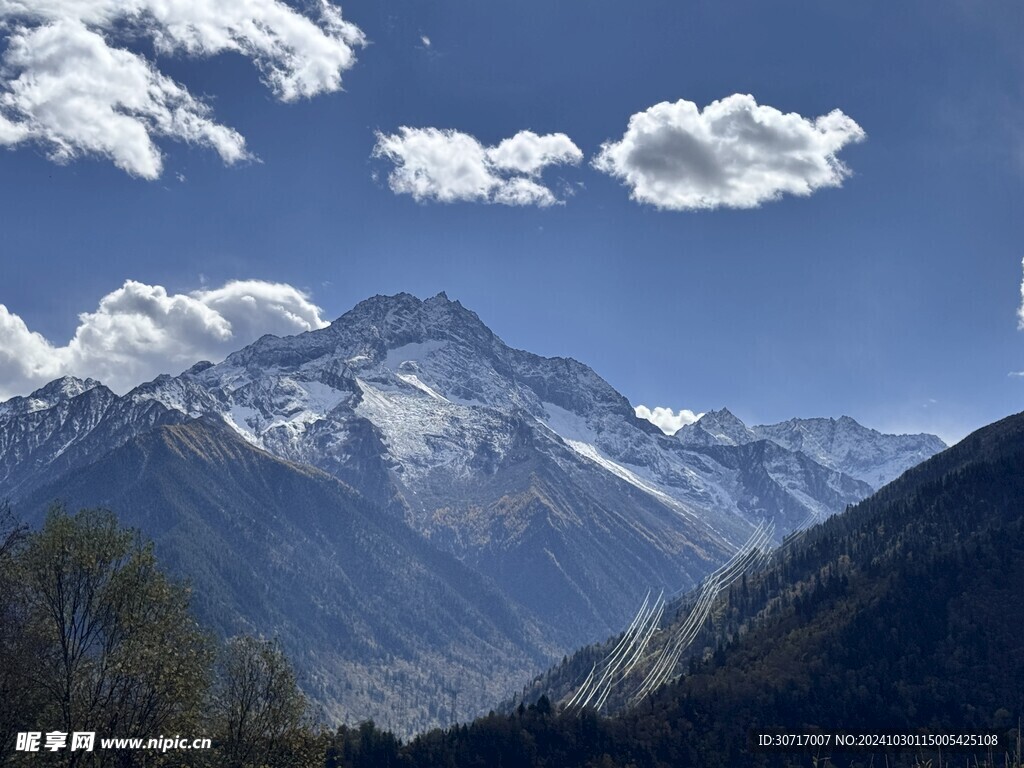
[19,418,555,736]
[339,410,1024,767]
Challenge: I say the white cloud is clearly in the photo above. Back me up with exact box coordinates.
[0,20,248,179]
[0,305,63,399]
[635,405,703,435]
[593,94,866,211]
[1018,256,1024,330]
[1014,257,1024,377]
[0,279,330,399]
[372,127,582,206]
[491,177,560,207]
[0,0,365,178]
[487,131,583,175]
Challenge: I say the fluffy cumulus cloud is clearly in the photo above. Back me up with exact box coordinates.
[372,127,583,206]
[593,94,866,211]
[0,279,329,399]
[635,405,702,435]
[0,0,365,178]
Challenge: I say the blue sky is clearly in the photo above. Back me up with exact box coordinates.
[1,0,1022,443]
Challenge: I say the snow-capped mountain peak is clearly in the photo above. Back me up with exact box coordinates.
[0,375,102,419]
[674,406,946,491]
[676,407,758,447]
[753,416,947,489]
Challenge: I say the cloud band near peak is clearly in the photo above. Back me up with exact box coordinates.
[0,279,330,399]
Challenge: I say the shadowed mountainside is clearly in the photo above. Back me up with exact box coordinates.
[20,417,556,736]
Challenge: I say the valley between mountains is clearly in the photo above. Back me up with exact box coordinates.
[0,292,946,734]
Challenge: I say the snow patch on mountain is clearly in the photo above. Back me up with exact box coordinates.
[395,373,450,402]
[383,340,446,372]
[224,402,262,444]
[354,376,516,483]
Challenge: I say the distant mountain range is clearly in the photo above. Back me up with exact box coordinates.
[677,407,944,488]
[0,292,946,733]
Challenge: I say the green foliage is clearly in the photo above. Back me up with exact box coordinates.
[207,636,322,768]
[0,500,37,758]
[2,504,212,766]
[0,504,327,768]
[325,721,404,768]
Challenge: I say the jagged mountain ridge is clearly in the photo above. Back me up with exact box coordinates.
[752,413,946,488]
[0,375,101,418]
[0,379,190,500]
[678,407,946,489]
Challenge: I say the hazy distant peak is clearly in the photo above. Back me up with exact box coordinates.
[673,408,946,489]
[752,416,947,489]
